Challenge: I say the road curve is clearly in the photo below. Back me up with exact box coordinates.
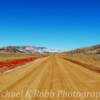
[0,55,100,100]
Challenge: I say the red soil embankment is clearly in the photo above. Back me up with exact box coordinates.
[0,57,38,70]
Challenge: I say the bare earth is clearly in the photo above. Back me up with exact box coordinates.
[0,55,100,100]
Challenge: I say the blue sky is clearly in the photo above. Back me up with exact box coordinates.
[0,0,100,50]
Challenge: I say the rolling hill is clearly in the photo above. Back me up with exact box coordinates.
[68,44,100,54]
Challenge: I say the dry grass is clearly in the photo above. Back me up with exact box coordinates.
[0,53,36,61]
[62,52,100,67]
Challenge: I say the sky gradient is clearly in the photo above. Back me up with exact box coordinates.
[0,0,100,50]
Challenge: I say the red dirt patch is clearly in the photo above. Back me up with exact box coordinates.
[0,57,39,72]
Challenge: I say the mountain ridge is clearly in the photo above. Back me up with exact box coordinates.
[0,46,58,54]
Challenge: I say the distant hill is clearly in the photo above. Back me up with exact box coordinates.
[0,46,23,53]
[69,44,100,54]
[0,46,58,54]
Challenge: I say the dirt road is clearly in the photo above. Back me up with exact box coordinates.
[0,55,100,100]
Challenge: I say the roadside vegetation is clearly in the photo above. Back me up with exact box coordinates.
[62,52,100,67]
[0,53,38,61]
